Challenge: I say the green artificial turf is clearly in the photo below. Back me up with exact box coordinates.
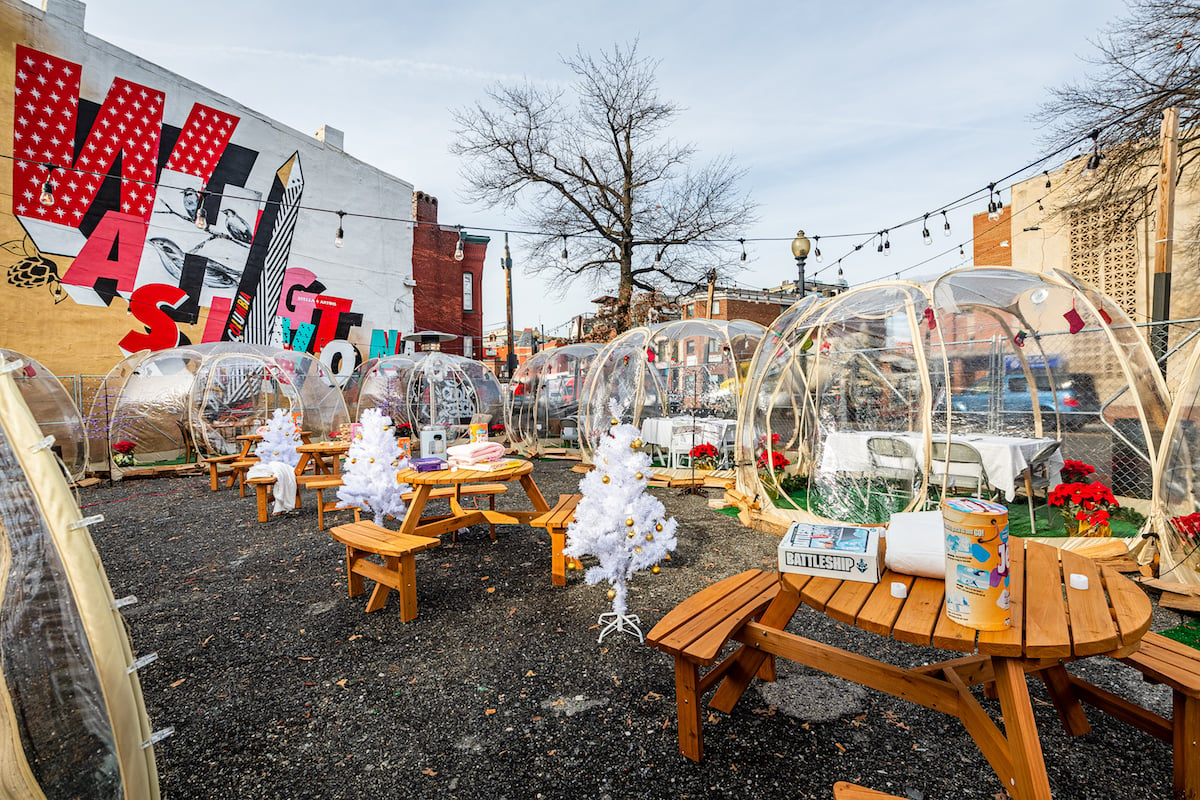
[1160,617,1200,651]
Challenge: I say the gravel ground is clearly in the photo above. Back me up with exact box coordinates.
[83,459,1186,800]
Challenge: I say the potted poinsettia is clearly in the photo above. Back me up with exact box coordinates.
[1060,459,1096,483]
[111,440,137,467]
[757,449,791,502]
[1048,480,1119,537]
[689,442,719,470]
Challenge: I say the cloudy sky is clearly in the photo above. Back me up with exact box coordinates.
[80,0,1130,335]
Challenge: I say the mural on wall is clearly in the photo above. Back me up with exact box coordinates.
[3,44,400,383]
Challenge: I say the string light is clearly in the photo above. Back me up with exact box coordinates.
[922,214,932,245]
[959,245,966,259]
[1044,170,1051,189]
[987,183,999,221]
[813,236,822,263]
[738,237,746,262]
[876,233,884,254]
[38,164,55,206]
[653,247,663,268]
[1083,129,1101,179]
[942,210,951,237]
[454,227,465,261]
[561,234,568,267]
[883,230,890,256]
[334,210,345,248]
[194,189,207,229]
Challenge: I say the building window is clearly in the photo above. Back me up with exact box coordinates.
[463,273,474,311]
[711,300,720,315]
[463,335,473,359]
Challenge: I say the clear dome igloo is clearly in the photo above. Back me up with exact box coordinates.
[581,318,764,463]
[88,343,350,471]
[1,348,89,481]
[1151,336,1200,583]
[735,267,1170,533]
[505,344,599,455]
[355,351,503,441]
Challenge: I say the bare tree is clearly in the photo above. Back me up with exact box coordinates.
[451,42,756,331]
[1034,0,1200,220]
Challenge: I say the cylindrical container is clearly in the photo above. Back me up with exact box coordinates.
[941,497,1011,631]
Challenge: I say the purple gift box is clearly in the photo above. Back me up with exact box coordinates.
[410,456,447,472]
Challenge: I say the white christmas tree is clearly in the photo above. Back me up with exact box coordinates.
[337,408,411,526]
[254,408,301,466]
[563,410,678,643]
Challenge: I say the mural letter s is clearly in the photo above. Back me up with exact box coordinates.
[119,283,189,354]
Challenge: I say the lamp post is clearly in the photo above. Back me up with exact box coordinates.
[502,233,517,379]
[791,230,811,295]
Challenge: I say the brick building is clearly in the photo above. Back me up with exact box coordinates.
[410,192,489,358]
[677,282,843,327]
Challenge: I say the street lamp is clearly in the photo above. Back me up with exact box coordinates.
[790,230,811,295]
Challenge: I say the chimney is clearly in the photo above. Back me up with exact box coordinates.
[315,124,344,151]
[413,191,439,225]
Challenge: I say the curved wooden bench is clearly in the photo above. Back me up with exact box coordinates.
[328,521,440,621]
[645,569,781,761]
[833,782,905,799]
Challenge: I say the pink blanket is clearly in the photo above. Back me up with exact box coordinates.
[446,441,505,466]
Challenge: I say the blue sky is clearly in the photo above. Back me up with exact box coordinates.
[79,0,1130,335]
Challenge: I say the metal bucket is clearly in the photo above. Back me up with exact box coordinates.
[941,497,1011,631]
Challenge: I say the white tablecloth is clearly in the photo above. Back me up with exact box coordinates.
[640,416,736,467]
[817,431,1063,501]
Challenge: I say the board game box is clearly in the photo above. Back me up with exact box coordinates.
[777,522,881,583]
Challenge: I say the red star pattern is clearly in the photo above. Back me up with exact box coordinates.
[165,104,239,183]
[13,44,164,223]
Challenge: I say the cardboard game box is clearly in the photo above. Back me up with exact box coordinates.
[778,522,881,583]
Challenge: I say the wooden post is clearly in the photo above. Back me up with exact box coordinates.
[705,269,716,319]
[1151,107,1178,372]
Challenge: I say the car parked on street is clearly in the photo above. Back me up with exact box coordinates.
[948,372,1099,431]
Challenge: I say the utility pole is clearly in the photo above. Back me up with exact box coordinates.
[502,233,517,379]
[1152,106,1178,374]
[705,269,717,319]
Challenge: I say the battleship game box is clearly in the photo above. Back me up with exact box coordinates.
[777,522,881,583]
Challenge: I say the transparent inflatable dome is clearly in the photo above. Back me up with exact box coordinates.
[581,318,765,462]
[188,343,350,456]
[736,267,1170,533]
[356,351,503,441]
[0,348,89,481]
[505,344,599,455]
[1152,337,1200,584]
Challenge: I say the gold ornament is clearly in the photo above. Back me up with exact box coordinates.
[610,417,620,427]
[625,517,635,527]
[655,523,663,532]
[601,475,610,484]
[635,472,643,480]
[664,553,671,561]
[627,531,636,539]
[607,589,617,600]
[368,457,375,464]
[631,438,643,449]
[651,565,661,574]
[646,533,654,542]
[634,546,643,554]
[350,458,357,464]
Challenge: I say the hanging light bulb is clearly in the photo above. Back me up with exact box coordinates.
[195,190,208,230]
[883,231,891,256]
[560,234,568,267]
[922,214,932,245]
[39,179,54,207]
[334,210,345,248]
[1082,129,1101,179]
[738,237,746,262]
[454,229,465,261]
[959,245,965,259]
[1038,199,1045,212]
[813,236,822,263]
[876,234,884,254]
[653,247,663,268]
[942,210,951,237]
[1044,170,1051,190]
[837,264,846,287]
[987,183,999,222]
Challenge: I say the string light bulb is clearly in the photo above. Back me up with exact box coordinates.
[738,237,746,262]
[942,210,951,237]
[959,245,966,259]
[837,264,846,286]
[454,228,465,261]
[813,236,822,263]
[561,234,568,267]
[39,178,54,207]
[987,183,999,221]
[334,210,345,248]
[1044,170,1051,190]
[194,190,207,229]
[653,247,663,268]
[883,230,891,256]
[922,214,932,245]
[1083,129,1101,179]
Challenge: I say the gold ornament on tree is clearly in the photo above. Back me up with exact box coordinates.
[601,475,610,484]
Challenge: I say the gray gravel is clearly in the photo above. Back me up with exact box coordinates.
[83,459,1184,799]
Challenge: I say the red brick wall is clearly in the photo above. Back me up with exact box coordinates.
[410,191,487,357]
[972,207,1012,267]
[684,297,788,327]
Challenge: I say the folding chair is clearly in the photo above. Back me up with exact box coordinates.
[865,436,919,511]
[1018,440,1062,532]
[929,440,991,500]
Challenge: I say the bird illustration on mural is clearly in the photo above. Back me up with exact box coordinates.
[182,188,201,223]
[221,208,253,244]
[147,237,242,289]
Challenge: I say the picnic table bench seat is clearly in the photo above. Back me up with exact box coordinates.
[245,472,303,523]
[530,493,584,586]
[645,568,781,761]
[201,452,244,491]
[328,521,440,621]
[833,782,906,799]
[1055,630,1200,799]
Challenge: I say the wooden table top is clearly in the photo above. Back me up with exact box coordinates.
[395,459,533,486]
[297,441,350,453]
[782,538,1152,660]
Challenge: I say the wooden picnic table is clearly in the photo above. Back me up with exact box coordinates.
[296,440,349,475]
[650,539,1152,799]
[391,459,551,540]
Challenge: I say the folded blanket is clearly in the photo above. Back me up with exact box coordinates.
[246,461,296,515]
[446,441,505,465]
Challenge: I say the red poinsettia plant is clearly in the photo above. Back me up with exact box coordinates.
[1059,459,1096,483]
[1048,480,1119,534]
[112,440,136,455]
[757,450,790,471]
[1170,512,1200,543]
[689,442,719,469]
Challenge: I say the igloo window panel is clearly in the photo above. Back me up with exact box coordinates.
[0,423,120,796]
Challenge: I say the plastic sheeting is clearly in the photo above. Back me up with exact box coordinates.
[0,348,88,481]
[504,344,598,456]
